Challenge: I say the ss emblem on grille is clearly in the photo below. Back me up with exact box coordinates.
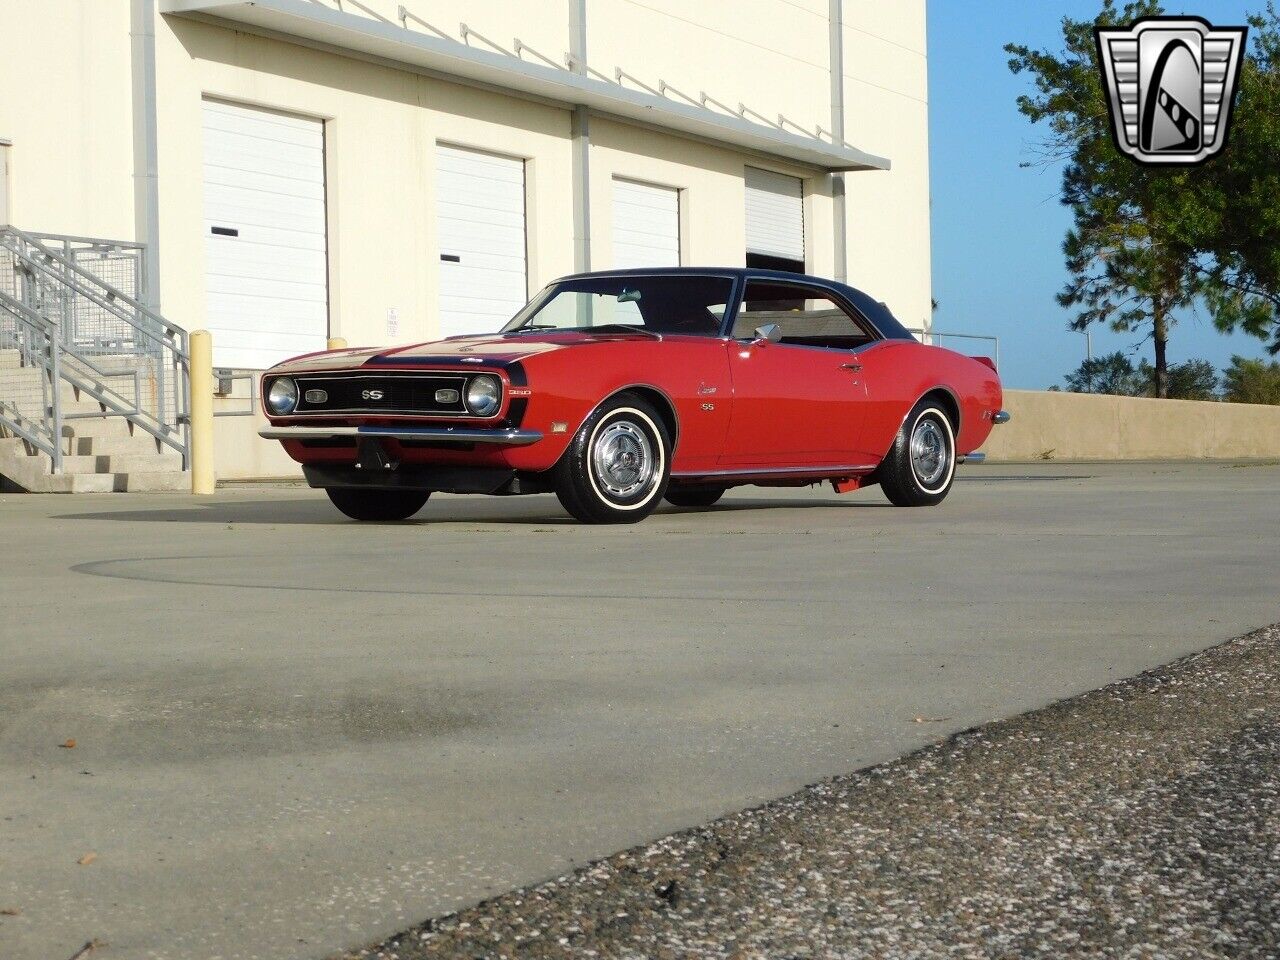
[303,389,328,404]
[434,388,460,404]
[361,389,384,400]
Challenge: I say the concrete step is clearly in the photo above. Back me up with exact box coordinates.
[107,454,183,474]
[0,349,22,370]
[0,443,188,493]
[60,417,136,440]
[67,434,164,456]
[0,447,118,493]
[55,452,180,473]
[115,470,188,492]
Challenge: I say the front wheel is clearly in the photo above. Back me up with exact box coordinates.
[325,488,430,521]
[553,394,672,523]
[879,400,956,507]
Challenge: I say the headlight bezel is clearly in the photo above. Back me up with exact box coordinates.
[464,374,502,417]
[266,376,299,416]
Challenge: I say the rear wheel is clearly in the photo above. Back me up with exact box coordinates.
[553,393,671,523]
[664,486,725,508]
[325,488,430,521]
[879,400,956,507]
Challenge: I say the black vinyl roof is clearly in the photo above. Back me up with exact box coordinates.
[553,267,917,342]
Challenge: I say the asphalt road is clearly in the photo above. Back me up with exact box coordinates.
[1,462,1278,960]
[347,623,1280,960]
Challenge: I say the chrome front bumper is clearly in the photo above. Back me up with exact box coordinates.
[259,424,543,445]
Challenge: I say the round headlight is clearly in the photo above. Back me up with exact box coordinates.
[266,377,299,415]
[465,375,501,417]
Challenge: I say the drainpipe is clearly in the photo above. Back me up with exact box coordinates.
[829,0,847,283]
[569,0,591,274]
[131,0,162,310]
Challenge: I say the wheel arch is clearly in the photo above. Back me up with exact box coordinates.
[919,386,961,433]
[591,384,680,449]
[872,385,962,468]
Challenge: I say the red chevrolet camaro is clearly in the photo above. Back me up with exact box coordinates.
[259,268,1008,523]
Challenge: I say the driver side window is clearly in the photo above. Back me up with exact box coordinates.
[734,282,874,350]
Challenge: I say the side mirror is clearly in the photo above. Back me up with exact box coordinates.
[752,323,782,345]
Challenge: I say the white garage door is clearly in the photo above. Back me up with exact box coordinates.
[612,178,680,269]
[745,166,805,264]
[436,145,527,338]
[202,100,328,370]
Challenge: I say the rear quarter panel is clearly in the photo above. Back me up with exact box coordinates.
[855,340,1003,459]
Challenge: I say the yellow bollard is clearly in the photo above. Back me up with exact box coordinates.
[326,336,348,351]
[189,330,216,495]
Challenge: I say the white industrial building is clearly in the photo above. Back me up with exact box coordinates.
[0,0,931,484]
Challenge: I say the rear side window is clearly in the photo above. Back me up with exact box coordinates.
[733,282,875,350]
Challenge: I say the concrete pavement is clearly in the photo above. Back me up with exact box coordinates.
[1,462,1278,959]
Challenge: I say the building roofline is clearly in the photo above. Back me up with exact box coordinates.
[161,0,891,173]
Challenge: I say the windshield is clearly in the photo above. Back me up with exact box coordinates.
[502,275,735,336]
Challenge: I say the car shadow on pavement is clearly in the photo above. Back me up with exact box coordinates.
[54,494,891,526]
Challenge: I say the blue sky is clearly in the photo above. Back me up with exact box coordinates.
[926,0,1269,389]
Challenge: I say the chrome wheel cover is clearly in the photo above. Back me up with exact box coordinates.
[910,417,949,488]
[591,420,655,499]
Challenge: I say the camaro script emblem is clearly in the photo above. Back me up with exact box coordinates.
[1095,16,1246,166]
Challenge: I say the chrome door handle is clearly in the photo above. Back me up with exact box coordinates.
[840,362,862,372]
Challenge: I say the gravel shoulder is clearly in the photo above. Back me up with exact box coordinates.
[341,623,1280,960]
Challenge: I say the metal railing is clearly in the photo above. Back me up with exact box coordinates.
[907,328,1000,371]
[0,226,190,473]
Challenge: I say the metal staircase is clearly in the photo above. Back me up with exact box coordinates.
[0,227,191,492]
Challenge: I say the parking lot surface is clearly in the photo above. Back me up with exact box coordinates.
[2,462,1278,959]
[348,623,1280,960]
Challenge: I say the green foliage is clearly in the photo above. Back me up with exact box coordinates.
[1194,6,1280,354]
[1005,2,1280,392]
[1222,355,1280,404]
[1063,352,1219,398]
[1137,358,1220,400]
[1063,351,1147,395]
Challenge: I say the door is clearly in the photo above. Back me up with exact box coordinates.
[720,281,871,467]
[202,100,329,369]
[744,166,804,272]
[612,178,680,269]
[435,145,527,338]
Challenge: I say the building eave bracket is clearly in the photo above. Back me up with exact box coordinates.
[160,0,890,173]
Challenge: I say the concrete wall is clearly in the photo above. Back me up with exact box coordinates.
[842,2,933,332]
[983,390,1280,462]
[0,1,136,238]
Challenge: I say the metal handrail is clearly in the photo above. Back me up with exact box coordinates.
[907,327,1000,371]
[0,226,192,472]
[212,370,260,418]
[0,288,187,453]
[4,227,187,348]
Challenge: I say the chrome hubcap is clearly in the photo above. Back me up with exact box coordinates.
[910,418,948,487]
[592,420,654,498]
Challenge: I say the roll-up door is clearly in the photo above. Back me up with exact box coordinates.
[744,166,805,269]
[612,178,680,269]
[436,145,528,337]
[202,100,328,369]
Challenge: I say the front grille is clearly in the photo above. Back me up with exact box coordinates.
[291,373,472,416]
